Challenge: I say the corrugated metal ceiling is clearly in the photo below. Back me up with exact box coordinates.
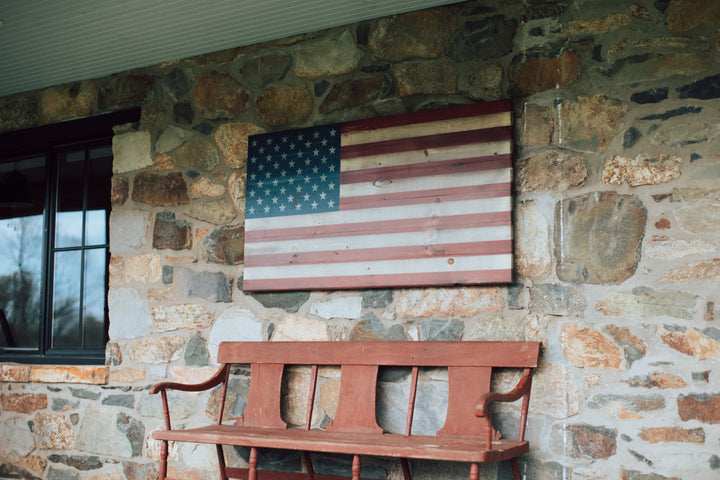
[0,0,459,98]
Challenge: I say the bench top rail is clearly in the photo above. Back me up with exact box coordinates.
[217,341,541,368]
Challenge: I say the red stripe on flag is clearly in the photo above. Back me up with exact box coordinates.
[340,126,512,160]
[242,269,513,291]
[340,154,511,185]
[341,100,512,134]
[245,211,510,243]
[244,240,512,268]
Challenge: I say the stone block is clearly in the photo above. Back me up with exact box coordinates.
[98,74,157,111]
[649,121,720,147]
[248,291,310,313]
[527,363,580,419]
[109,368,146,384]
[645,238,715,259]
[658,325,720,360]
[206,225,245,265]
[272,316,328,342]
[1,393,47,413]
[112,130,153,174]
[41,81,97,123]
[294,30,363,78]
[124,254,162,283]
[667,0,720,32]
[677,393,720,424]
[552,423,617,459]
[369,9,453,61]
[48,454,103,471]
[662,258,720,281]
[450,15,517,62]
[0,417,35,460]
[175,268,232,303]
[514,202,552,278]
[395,287,503,317]
[621,468,679,480]
[132,172,189,206]
[555,192,646,284]
[349,314,407,341]
[530,284,585,316]
[188,198,238,225]
[122,461,159,480]
[172,134,220,171]
[421,319,464,341]
[510,50,580,96]
[33,413,74,449]
[152,304,213,333]
[110,210,150,252]
[310,296,362,320]
[255,85,313,127]
[184,333,210,367]
[560,322,622,369]
[31,366,108,385]
[638,427,704,443]
[153,212,191,250]
[123,335,186,364]
[243,54,293,88]
[557,95,626,153]
[516,103,554,148]
[566,13,631,34]
[596,287,698,320]
[515,151,587,193]
[603,326,647,366]
[319,74,389,115]
[588,393,665,418]
[393,60,457,97]
[108,288,152,340]
[602,154,682,186]
[208,308,264,362]
[458,62,503,101]
[48,467,79,480]
[191,72,248,119]
[213,122,266,169]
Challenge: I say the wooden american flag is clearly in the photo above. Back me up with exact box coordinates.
[242,100,513,291]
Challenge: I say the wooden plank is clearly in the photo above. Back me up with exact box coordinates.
[436,367,492,437]
[151,425,529,463]
[218,341,541,368]
[239,363,286,429]
[326,365,383,434]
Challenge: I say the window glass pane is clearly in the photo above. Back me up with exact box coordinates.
[85,210,107,245]
[83,248,107,349]
[0,155,45,350]
[56,150,86,248]
[52,250,81,349]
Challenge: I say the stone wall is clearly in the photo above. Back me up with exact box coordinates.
[1,0,720,479]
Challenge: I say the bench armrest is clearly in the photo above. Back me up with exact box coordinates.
[475,368,534,446]
[149,364,231,430]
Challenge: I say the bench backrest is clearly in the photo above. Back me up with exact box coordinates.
[216,341,541,438]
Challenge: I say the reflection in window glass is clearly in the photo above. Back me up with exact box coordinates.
[52,250,81,349]
[83,248,107,349]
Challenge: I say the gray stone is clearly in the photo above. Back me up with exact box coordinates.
[674,204,720,233]
[0,464,41,480]
[122,462,158,480]
[649,122,720,147]
[624,126,641,148]
[349,313,407,341]
[244,54,293,87]
[555,192,646,284]
[172,134,220,171]
[102,394,135,408]
[421,319,464,341]
[162,265,173,284]
[187,198,238,225]
[116,412,144,457]
[206,225,245,264]
[311,297,362,320]
[362,290,393,309]
[176,268,232,303]
[184,333,209,367]
[108,288,152,340]
[248,291,310,313]
[136,391,196,421]
[153,212,191,250]
[154,125,194,154]
[596,287,698,320]
[530,284,586,316]
[164,67,194,99]
[208,308,264,363]
[677,73,720,99]
[98,74,158,110]
[112,130,153,174]
[52,398,80,412]
[588,393,665,412]
[294,30,363,77]
[450,15,518,61]
[47,468,79,480]
[377,376,448,435]
[110,210,150,252]
[640,106,702,121]
[76,405,133,457]
[48,454,103,471]
[70,388,100,400]
[0,417,34,460]
[631,87,669,104]
[499,458,570,480]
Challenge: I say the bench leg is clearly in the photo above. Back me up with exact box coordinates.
[158,440,168,480]
[511,458,522,480]
[401,459,412,480]
[249,447,258,480]
[303,452,315,480]
[216,444,228,480]
[352,455,361,480]
[469,463,479,480]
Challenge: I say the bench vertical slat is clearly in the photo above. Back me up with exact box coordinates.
[326,365,383,434]
[305,365,319,430]
[437,366,492,438]
[405,366,419,436]
[240,363,287,429]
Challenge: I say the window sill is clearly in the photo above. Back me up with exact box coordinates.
[0,364,108,385]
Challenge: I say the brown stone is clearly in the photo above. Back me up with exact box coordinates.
[604,325,647,365]
[566,14,631,35]
[458,63,502,101]
[41,80,98,123]
[172,135,220,171]
[395,287,504,317]
[0,94,39,131]
[255,85,313,127]
[602,154,682,186]
[563,424,617,459]
[318,377,340,417]
[123,335,186,364]
[639,427,705,443]
[228,172,246,214]
[515,150,587,193]
[626,371,687,389]
[282,370,321,426]
[621,470,679,480]
[516,103,554,148]
[667,0,720,31]
[31,366,108,384]
[132,172,189,206]
[677,393,720,424]
[393,60,457,97]
[213,122,266,169]
[22,455,47,474]
[555,192,646,284]
[0,364,32,382]
[207,225,245,265]
[511,50,580,96]
[658,325,695,356]
[662,258,720,281]
[98,74,157,110]
[112,177,129,206]
[655,218,671,229]
[125,254,162,283]
[33,413,75,449]
[154,154,174,170]
[1,393,47,413]
[294,30,363,78]
[243,53,293,87]
[187,199,238,225]
[110,368,146,384]
[557,95,627,153]
[191,72,249,119]
[370,9,454,61]
[560,322,622,369]
[189,177,225,199]
[319,75,388,115]
[153,213,192,250]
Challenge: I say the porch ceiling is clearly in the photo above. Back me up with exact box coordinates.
[0,0,458,98]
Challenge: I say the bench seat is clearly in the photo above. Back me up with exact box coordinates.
[153,425,529,463]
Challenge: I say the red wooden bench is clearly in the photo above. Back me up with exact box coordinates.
[149,341,541,480]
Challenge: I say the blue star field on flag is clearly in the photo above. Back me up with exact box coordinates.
[245,124,341,219]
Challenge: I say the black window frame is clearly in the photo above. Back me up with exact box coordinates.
[0,109,140,365]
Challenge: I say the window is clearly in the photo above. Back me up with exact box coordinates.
[0,109,139,364]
